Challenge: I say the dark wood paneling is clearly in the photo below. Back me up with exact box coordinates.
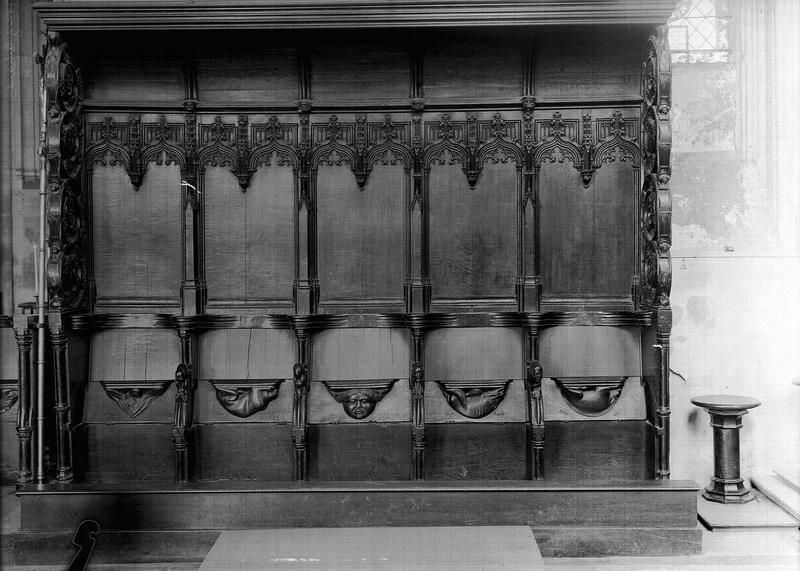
[0,328,16,377]
[90,330,180,381]
[19,480,699,531]
[425,30,525,102]
[533,28,647,101]
[0,419,17,484]
[311,34,410,106]
[84,424,174,482]
[195,45,297,106]
[317,165,405,305]
[205,165,295,308]
[544,420,652,481]
[92,164,182,307]
[425,423,526,479]
[199,329,296,380]
[78,42,184,104]
[424,328,522,379]
[313,328,410,380]
[590,151,636,298]
[195,423,293,481]
[6,525,701,566]
[538,326,641,376]
[429,162,517,301]
[308,423,412,480]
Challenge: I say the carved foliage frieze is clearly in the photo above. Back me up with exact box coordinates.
[211,379,283,418]
[436,379,511,419]
[323,379,398,420]
[40,31,88,311]
[100,380,171,418]
[640,26,672,308]
[83,110,639,199]
[533,110,640,187]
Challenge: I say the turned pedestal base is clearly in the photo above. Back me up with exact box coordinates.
[691,394,761,504]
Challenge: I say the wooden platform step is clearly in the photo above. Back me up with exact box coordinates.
[17,480,700,532]
[8,480,702,563]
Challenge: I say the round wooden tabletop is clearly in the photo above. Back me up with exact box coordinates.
[690,394,761,411]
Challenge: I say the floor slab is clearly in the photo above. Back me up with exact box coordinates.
[752,472,800,523]
[697,491,798,530]
[199,526,542,571]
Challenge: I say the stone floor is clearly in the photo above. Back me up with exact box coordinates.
[2,486,798,570]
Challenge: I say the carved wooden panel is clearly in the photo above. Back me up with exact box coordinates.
[194,43,298,106]
[204,164,295,309]
[535,109,639,306]
[428,161,518,304]
[310,34,410,106]
[317,163,406,307]
[425,30,525,102]
[533,28,647,100]
[313,329,409,380]
[78,41,184,104]
[198,330,296,380]
[91,163,182,309]
[538,326,641,377]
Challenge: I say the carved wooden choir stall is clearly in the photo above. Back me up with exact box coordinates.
[5,0,699,562]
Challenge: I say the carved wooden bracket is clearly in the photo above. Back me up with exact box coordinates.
[436,379,512,419]
[100,380,171,418]
[552,377,627,416]
[210,379,283,418]
[0,382,18,414]
[323,379,398,420]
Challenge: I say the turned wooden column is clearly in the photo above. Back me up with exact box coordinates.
[691,394,761,504]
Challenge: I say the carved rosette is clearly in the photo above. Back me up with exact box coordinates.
[211,379,283,418]
[100,380,170,418]
[41,32,88,311]
[323,379,398,420]
[640,26,672,308]
[436,379,511,419]
[552,377,627,417]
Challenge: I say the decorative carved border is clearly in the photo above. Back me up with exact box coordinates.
[99,380,171,418]
[41,32,88,312]
[436,379,512,419]
[210,379,284,418]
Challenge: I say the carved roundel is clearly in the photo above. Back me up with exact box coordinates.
[642,106,658,174]
[57,61,80,112]
[640,174,657,243]
[643,50,658,108]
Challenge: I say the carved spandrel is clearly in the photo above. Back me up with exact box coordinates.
[323,379,398,420]
[211,379,284,418]
[99,380,171,419]
[436,379,512,419]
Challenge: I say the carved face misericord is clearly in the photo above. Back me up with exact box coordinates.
[342,392,375,420]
